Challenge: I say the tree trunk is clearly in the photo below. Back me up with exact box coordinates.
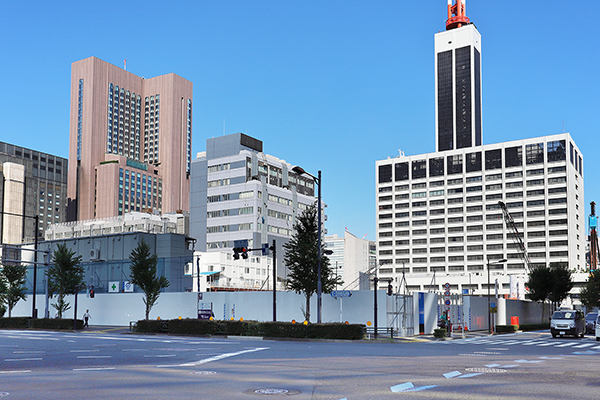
[305,294,311,323]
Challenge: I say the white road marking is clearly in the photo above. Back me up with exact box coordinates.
[73,367,115,371]
[515,359,543,363]
[0,370,31,374]
[70,350,100,353]
[178,347,269,367]
[144,354,177,358]
[573,343,595,348]
[555,342,579,348]
[76,356,112,359]
[457,373,484,378]
[12,351,44,354]
[4,358,42,362]
[390,382,414,392]
[443,371,462,379]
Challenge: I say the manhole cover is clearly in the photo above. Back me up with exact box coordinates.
[191,371,217,376]
[465,367,507,373]
[243,388,302,396]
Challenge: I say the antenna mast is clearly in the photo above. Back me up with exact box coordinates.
[446,0,470,30]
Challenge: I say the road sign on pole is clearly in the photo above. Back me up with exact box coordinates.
[330,290,352,298]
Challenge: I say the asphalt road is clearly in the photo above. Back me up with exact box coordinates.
[1,328,599,399]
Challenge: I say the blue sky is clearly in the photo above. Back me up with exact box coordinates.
[1,1,598,240]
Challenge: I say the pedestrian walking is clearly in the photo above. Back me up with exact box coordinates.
[83,309,91,328]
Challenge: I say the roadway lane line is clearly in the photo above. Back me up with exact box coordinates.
[73,367,115,371]
[4,358,42,362]
[70,350,100,353]
[144,355,177,358]
[178,347,269,367]
[0,370,31,374]
[12,351,44,354]
[76,356,112,359]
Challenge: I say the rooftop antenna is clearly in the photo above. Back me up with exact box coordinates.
[446,0,470,30]
[124,59,127,71]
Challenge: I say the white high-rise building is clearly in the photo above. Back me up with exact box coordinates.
[325,231,372,291]
[375,1,586,301]
[190,132,319,281]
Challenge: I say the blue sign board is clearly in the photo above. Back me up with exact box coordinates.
[233,239,249,248]
[262,243,270,256]
[330,290,352,298]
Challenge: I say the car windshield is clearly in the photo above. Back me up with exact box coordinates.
[552,311,575,319]
[586,313,598,321]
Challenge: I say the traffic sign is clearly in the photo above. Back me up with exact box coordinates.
[444,282,450,289]
[444,290,451,296]
[445,300,451,306]
[330,290,352,298]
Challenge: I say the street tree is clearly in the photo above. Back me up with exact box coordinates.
[526,265,553,323]
[48,244,84,318]
[548,262,574,308]
[129,239,170,320]
[580,269,600,310]
[0,274,7,317]
[283,205,342,322]
[1,264,28,317]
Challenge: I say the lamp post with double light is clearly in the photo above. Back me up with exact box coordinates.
[487,257,507,334]
[292,166,324,323]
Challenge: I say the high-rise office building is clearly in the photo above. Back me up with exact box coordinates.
[435,0,482,152]
[190,132,319,275]
[0,141,68,243]
[375,2,586,300]
[67,57,193,221]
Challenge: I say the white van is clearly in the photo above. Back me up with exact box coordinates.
[596,315,600,341]
[550,310,585,338]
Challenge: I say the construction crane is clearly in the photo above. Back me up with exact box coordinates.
[590,201,599,271]
[498,201,532,272]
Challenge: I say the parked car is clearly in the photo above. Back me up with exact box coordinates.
[585,312,598,334]
[550,309,585,338]
[596,315,600,341]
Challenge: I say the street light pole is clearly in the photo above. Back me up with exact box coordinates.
[316,170,322,323]
[292,166,324,324]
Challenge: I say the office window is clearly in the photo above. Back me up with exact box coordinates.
[379,164,392,183]
[547,140,566,162]
[429,157,444,177]
[412,160,427,179]
[505,146,522,167]
[395,162,409,181]
[447,154,463,175]
[485,149,502,170]
[466,152,482,172]
[526,143,544,165]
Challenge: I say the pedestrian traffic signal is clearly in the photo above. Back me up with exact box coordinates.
[232,247,248,260]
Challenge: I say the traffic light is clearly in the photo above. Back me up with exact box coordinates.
[233,247,248,260]
[89,285,95,298]
[387,283,393,296]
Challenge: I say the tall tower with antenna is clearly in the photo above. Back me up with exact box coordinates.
[435,0,482,152]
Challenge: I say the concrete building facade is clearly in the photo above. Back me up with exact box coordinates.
[375,2,586,301]
[190,132,318,279]
[68,56,192,221]
[0,141,68,243]
[325,231,372,291]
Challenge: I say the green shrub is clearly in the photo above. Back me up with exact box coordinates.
[519,323,550,332]
[0,317,83,330]
[495,324,518,333]
[433,329,446,338]
[133,319,366,340]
